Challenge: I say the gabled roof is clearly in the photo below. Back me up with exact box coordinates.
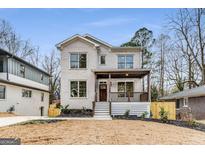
[83,33,113,48]
[160,85,205,100]
[56,34,100,49]
[0,48,50,76]
[56,33,142,52]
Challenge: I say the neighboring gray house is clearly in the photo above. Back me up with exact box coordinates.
[0,48,50,116]
[160,86,205,120]
[56,34,151,118]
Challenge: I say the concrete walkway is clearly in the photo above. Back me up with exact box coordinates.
[0,116,112,127]
[0,116,43,127]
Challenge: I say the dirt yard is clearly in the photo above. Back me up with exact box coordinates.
[0,120,205,144]
[0,112,15,117]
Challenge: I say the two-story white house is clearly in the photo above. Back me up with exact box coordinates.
[57,34,151,118]
[0,48,50,116]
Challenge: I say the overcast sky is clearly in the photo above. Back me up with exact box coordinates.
[0,8,177,55]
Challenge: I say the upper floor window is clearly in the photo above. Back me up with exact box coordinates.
[99,55,106,65]
[0,59,3,72]
[0,85,6,99]
[118,55,133,69]
[41,74,44,81]
[22,89,32,98]
[41,93,44,102]
[20,64,25,78]
[70,53,87,69]
[70,81,86,98]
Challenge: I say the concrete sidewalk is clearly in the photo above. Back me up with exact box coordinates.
[0,116,42,127]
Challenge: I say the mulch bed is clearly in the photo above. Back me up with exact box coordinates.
[113,115,205,132]
[15,120,65,126]
[58,109,93,117]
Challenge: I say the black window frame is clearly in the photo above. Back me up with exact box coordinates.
[22,89,32,98]
[100,55,106,65]
[0,85,6,99]
[70,53,87,69]
[70,81,87,98]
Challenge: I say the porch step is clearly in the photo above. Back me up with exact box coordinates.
[94,102,111,119]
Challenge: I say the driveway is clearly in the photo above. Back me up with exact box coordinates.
[0,116,42,127]
[1,120,205,144]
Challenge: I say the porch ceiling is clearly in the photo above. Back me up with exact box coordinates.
[92,69,150,79]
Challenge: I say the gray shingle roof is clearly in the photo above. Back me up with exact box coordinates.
[160,85,205,100]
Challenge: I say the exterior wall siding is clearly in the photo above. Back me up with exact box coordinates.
[188,96,205,120]
[60,38,143,109]
[7,57,49,85]
[61,40,97,109]
[0,82,49,116]
[111,102,150,117]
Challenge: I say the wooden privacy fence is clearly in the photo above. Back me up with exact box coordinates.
[151,102,176,120]
[48,104,61,117]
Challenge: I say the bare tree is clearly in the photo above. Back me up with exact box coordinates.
[0,18,39,63]
[155,34,171,96]
[42,50,60,102]
[168,8,205,85]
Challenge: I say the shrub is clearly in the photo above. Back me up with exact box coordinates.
[61,104,70,114]
[186,120,199,127]
[141,111,148,119]
[124,109,130,117]
[159,107,169,123]
[7,105,15,113]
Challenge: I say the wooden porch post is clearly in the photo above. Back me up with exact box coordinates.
[147,72,151,102]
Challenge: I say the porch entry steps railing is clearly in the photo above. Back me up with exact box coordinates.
[93,102,112,119]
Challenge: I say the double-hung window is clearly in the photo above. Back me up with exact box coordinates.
[99,55,106,65]
[118,55,133,69]
[22,89,32,98]
[0,85,6,99]
[70,81,87,98]
[70,53,87,69]
[118,82,134,97]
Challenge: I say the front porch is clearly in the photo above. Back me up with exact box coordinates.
[92,69,151,117]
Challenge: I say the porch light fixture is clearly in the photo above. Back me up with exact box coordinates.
[125,73,129,77]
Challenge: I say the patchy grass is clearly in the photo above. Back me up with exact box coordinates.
[1,120,205,144]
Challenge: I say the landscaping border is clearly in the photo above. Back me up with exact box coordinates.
[113,115,205,132]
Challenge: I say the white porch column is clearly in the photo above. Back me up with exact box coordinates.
[108,73,111,102]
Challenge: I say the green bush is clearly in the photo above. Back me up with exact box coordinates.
[61,104,70,114]
[186,120,199,127]
[159,107,169,123]
[141,111,148,119]
[124,110,130,117]
[7,105,15,113]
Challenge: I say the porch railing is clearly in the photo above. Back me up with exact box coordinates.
[110,92,148,102]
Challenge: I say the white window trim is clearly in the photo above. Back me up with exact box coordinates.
[117,54,134,69]
[183,97,188,107]
[69,52,87,69]
[99,55,106,65]
[69,80,87,99]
